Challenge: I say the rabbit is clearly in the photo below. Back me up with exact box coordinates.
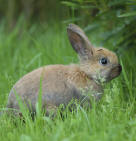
[6,24,122,116]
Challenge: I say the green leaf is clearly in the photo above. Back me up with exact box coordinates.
[118,12,136,17]
[61,1,79,8]
[61,1,96,9]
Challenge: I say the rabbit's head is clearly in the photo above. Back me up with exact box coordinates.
[67,24,122,83]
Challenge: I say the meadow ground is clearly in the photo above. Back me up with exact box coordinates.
[0,22,136,141]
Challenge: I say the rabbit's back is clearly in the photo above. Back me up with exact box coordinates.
[7,65,82,113]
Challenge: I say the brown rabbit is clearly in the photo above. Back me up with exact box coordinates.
[7,24,122,116]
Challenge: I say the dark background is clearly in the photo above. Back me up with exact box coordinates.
[0,0,136,52]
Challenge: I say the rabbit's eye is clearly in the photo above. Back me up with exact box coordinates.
[100,57,108,65]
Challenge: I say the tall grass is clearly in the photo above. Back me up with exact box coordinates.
[0,0,69,29]
[0,22,136,141]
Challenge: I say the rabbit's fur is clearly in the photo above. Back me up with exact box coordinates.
[7,24,122,115]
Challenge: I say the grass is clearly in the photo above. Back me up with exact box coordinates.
[0,21,136,141]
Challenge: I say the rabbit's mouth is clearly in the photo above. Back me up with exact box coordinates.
[95,64,122,83]
[108,64,122,81]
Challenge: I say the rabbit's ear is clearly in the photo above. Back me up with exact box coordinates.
[67,24,94,60]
